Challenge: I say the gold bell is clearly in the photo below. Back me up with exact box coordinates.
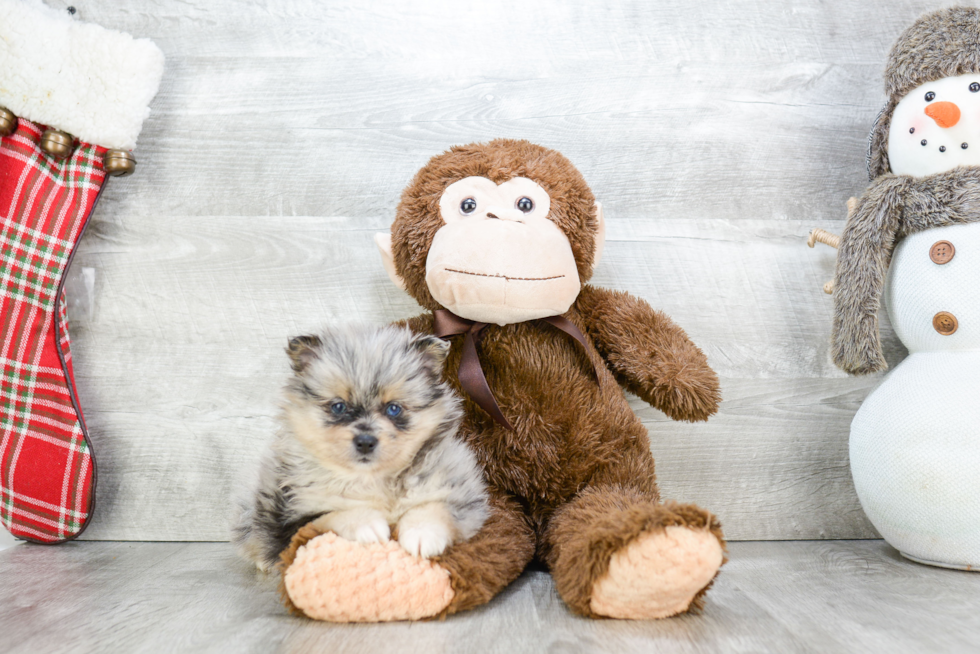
[0,107,16,137]
[102,150,137,177]
[40,129,74,160]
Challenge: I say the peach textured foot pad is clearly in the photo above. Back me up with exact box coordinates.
[283,532,454,622]
[590,526,724,619]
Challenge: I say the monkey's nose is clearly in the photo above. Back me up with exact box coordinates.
[925,101,961,128]
[353,433,378,454]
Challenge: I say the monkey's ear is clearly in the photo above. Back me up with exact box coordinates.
[375,233,407,291]
[413,334,451,372]
[286,334,322,373]
[592,201,607,271]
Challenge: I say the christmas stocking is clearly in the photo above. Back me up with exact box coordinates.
[0,0,163,543]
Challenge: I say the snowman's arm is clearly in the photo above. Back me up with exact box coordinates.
[574,285,721,422]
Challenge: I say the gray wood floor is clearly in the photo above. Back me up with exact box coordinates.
[1,539,977,654]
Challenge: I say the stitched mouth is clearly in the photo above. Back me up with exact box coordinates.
[444,268,565,282]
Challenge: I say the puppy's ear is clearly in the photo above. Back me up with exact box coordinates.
[286,334,322,373]
[413,334,451,372]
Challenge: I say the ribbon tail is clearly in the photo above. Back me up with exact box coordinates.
[459,327,513,430]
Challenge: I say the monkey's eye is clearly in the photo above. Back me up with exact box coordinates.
[330,402,347,415]
[385,403,402,418]
[460,198,477,214]
[516,197,534,213]
[925,91,936,101]
[970,82,980,93]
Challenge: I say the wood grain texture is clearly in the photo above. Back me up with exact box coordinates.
[2,540,979,653]
[24,0,968,540]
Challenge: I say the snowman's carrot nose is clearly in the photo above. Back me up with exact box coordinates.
[925,101,961,128]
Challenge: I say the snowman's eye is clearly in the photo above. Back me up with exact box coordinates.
[925,92,936,102]
[971,83,980,93]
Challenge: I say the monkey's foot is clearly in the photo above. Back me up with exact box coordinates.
[281,530,453,622]
[590,526,724,619]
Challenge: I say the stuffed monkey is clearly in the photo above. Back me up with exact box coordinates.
[280,140,725,621]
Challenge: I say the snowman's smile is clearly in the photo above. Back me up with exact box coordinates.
[888,73,980,177]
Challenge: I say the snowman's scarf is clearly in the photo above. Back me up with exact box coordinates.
[832,167,980,374]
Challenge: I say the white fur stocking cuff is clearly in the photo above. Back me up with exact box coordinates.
[0,0,165,150]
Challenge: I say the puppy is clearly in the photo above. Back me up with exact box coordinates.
[232,324,489,572]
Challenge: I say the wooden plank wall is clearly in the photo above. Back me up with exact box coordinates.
[32,0,960,541]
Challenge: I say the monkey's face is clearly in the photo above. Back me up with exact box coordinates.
[423,176,582,325]
[378,140,605,326]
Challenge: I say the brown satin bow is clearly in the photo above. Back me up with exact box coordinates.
[432,309,599,430]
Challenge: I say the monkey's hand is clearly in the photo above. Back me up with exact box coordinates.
[574,285,721,422]
[312,508,391,545]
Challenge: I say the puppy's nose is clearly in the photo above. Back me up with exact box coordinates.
[353,433,378,454]
[925,101,961,128]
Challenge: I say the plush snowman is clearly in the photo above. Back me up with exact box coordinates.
[831,7,980,569]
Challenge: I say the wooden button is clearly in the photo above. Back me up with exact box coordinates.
[930,240,955,264]
[933,311,958,335]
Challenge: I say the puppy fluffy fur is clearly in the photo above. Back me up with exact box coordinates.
[232,325,489,571]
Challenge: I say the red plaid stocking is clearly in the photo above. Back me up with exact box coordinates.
[0,119,107,543]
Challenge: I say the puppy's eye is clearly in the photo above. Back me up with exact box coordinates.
[516,197,534,213]
[330,402,347,415]
[385,403,402,418]
[925,91,936,102]
[460,198,477,214]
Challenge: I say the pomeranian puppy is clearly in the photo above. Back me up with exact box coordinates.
[233,325,489,571]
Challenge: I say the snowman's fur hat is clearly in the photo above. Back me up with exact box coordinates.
[868,7,980,179]
[833,7,980,374]
[885,7,980,104]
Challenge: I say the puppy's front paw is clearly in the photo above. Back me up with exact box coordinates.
[399,522,452,559]
[353,517,391,545]
[312,509,391,545]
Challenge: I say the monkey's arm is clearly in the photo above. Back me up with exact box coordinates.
[574,285,720,422]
